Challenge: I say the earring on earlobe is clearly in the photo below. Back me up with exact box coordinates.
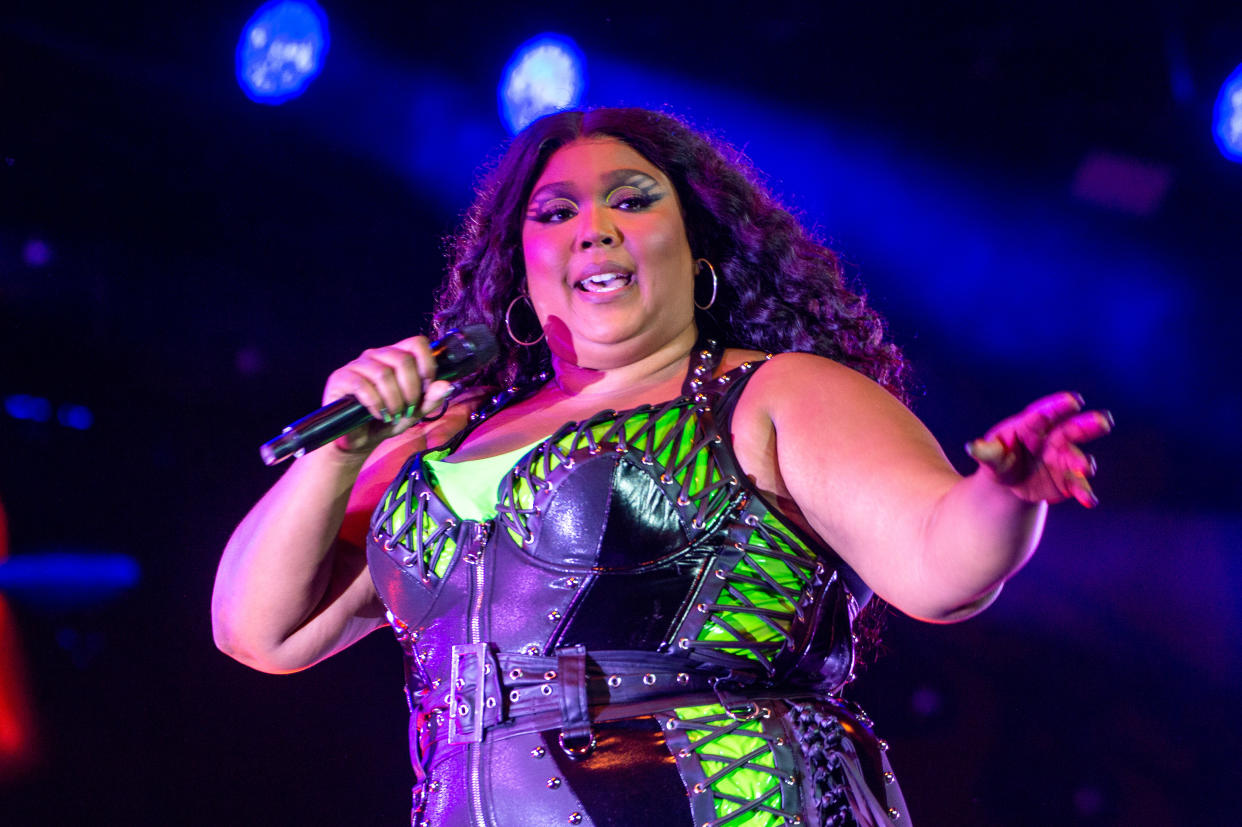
[505,293,545,346]
[694,258,718,311]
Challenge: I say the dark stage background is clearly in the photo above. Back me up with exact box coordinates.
[2,2,1240,824]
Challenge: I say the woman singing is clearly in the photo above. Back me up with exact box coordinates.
[212,108,1111,826]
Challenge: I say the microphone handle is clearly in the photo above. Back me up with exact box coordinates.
[259,326,498,466]
[259,396,372,466]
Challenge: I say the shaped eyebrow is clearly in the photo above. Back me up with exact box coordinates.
[528,168,663,203]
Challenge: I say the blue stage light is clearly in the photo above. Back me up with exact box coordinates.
[1214,62,1242,162]
[4,395,51,423]
[0,551,140,609]
[236,0,330,105]
[57,404,94,431]
[498,34,586,135]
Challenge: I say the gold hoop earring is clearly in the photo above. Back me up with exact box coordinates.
[694,258,718,311]
[505,294,545,346]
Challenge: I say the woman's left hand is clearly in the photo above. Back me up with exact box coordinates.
[966,392,1113,508]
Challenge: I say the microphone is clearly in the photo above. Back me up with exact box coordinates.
[259,325,499,466]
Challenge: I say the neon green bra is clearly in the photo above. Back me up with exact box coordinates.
[421,441,542,522]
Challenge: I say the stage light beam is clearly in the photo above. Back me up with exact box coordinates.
[1213,62,1242,162]
[499,34,586,135]
[236,0,330,105]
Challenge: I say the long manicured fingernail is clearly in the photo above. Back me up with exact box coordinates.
[1101,410,1115,427]
[965,438,1005,463]
[1071,391,1085,406]
[379,408,392,423]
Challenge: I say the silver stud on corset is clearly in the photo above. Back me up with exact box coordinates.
[547,777,561,789]
[883,771,895,784]
[888,808,901,820]
[547,609,561,622]
[568,813,583,825]
[531,746,546,758]
[522,643,542,656]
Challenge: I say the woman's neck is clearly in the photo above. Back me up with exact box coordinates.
[548,325,698,400]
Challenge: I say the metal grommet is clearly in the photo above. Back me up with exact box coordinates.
[509,690,520,702]
[544,670,557,680]
[676,672,690,684]
[540,685,553,696]
[606,675,622,687]
[457,703,469,716]
[509,668,524,680]
[677,638,691,650]
[485,697,497,708]
[642,673,656,685]
[724,702,762,721]
[696,603,708,613]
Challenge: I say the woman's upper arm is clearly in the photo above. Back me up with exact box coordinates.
[753,353,962,617]
[257,405,474,671]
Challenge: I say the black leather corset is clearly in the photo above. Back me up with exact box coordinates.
[366,340,870,708]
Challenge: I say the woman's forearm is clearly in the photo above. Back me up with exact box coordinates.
[915,469,1048,622]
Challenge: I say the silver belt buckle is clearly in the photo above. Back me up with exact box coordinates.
[448,642,488,744]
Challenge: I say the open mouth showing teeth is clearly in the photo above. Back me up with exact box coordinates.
[576,273,633,293]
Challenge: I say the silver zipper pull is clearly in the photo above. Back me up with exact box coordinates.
[463,521,491,564]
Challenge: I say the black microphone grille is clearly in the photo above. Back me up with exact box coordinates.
[438,325,499,380]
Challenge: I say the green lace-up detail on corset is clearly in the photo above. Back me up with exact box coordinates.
[373,478,458,580]
[693,511,820,668]
[497,397,735,547]
[672,703,795,827]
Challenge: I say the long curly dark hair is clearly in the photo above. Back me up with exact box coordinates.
[433,107,910,405]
